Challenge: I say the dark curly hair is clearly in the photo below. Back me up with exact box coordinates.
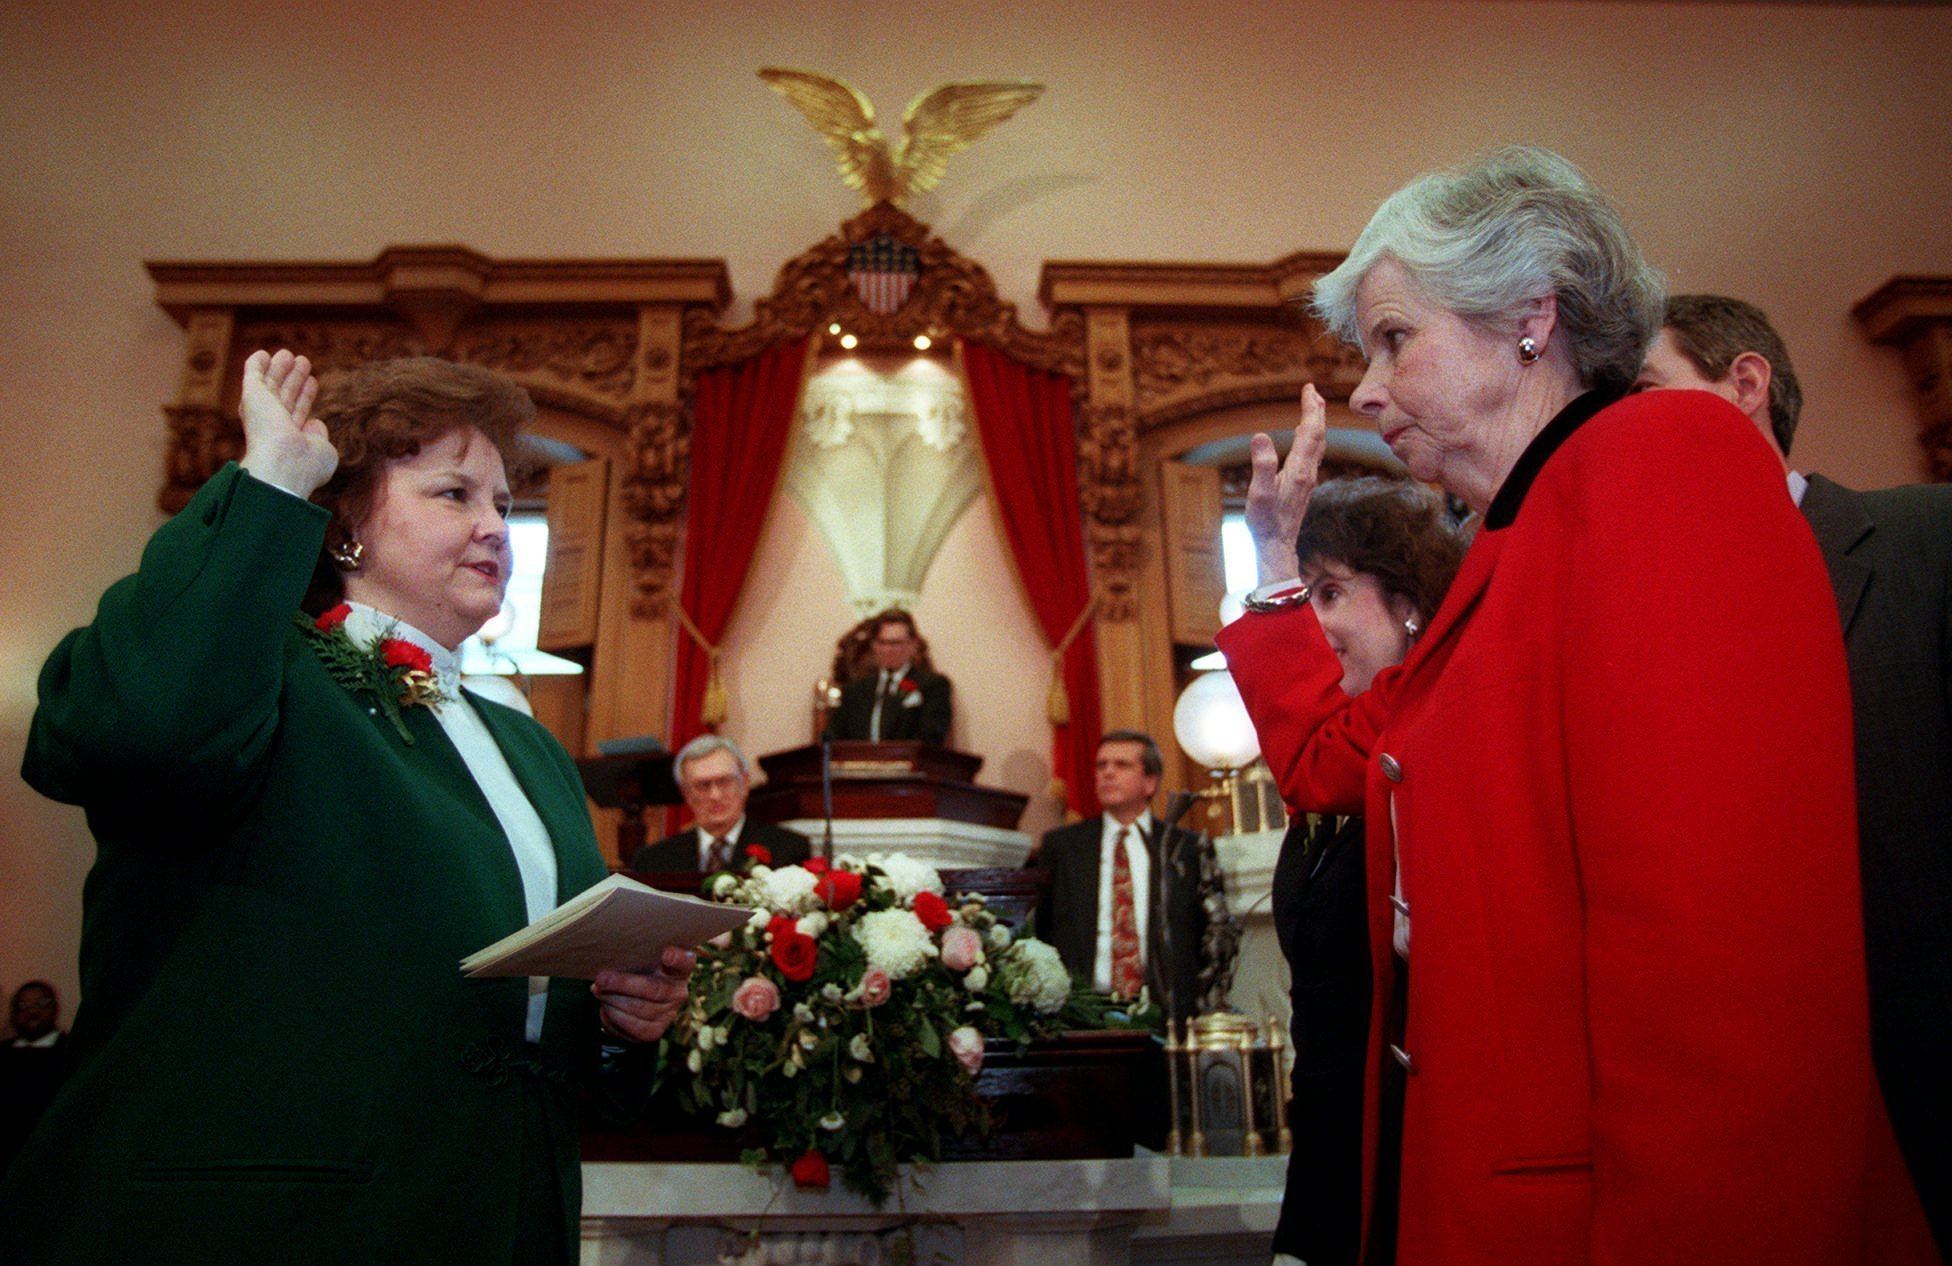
[1295,477,1465,624]
[301,357,535,612]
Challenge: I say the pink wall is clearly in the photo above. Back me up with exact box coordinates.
[3,0,1948,1000]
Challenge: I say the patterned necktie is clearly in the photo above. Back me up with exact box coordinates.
[706,830,735,872]
[1109,825,1144,999]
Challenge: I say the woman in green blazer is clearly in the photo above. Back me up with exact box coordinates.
[3,350,693,1265]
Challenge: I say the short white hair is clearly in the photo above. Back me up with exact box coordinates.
[1313,145,1664,393]
[674,734,747,784]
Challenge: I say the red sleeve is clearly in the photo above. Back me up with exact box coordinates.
[1544,393,1875,1260]
[1215,604,1391,816]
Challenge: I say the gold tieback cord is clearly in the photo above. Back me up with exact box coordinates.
[1044,591,1102,811]
[674,604,728,729]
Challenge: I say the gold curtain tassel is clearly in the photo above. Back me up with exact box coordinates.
[1046,658,1071,726]
[700,651,729,729]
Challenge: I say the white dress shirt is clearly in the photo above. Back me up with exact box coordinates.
[343,603,559,1043]
[696,817,748,870]
[1092,810,1153,993]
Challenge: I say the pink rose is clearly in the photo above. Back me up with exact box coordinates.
[856,965,891,1009]
[940,925,983,973]
[731,975,781,1022]
[947,1025,984,1075]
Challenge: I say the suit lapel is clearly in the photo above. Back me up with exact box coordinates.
[401,704,529,928]
[1800,475,1874,638]
[466,690,604,904]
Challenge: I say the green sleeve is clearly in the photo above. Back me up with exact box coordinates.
[23,463,329,810]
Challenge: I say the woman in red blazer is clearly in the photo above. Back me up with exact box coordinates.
[1218,147,1931,1265]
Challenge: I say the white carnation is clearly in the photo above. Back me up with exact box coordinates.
[852,907,937,980]
[1005,938,1071,1014]
[987,924,1013,951]
[798,912,831,939]
[757,865,820,913]
[964,965,989,992]
[710,873,740,899]
[867,853,944,903]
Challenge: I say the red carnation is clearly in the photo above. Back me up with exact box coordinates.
[816,869,863,911]
[744,844,772,865]
[912,891,952,932]
[770,930,819,982]
[900,678,918,694]
[790,1148,830,1189]
[801,857,830,875]
[380,639,433,674]
[314,603,351,631]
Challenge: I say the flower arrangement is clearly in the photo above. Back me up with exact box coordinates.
[296,603,447,743]
[662,852,1143,1204]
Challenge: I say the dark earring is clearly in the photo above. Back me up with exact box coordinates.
[330,540,364,572]
[1517,336,1541,364]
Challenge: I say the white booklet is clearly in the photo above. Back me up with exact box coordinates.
[461,873,753,980]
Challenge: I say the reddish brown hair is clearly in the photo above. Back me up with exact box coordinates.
[303,357,534,611]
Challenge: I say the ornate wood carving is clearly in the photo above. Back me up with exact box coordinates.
[619,400,688,616]
[682,202,1082,377]
[1132,320,1364,422]
[1854,275,1952,481]
[1076,402,1142,621]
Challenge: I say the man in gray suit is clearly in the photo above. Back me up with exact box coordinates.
[1639,294,1952,1253]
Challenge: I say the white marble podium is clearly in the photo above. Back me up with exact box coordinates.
[579,1152,1286,1266]
[778,817,1034,870]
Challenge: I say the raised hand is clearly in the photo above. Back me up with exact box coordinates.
[238,349,337,498]
[1244,382,1328,585]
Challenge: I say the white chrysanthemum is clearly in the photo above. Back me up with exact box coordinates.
[852,907,937,980]
[798,912,831,940]
[867,853,944,903]
[756,865,820,913]
[1005,938,1071,1014]
[747,908,772,930]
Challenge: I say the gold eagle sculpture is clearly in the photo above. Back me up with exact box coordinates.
[758,67,1045,206]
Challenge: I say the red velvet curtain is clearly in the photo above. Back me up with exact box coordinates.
[959,339,1104,818]
[668,336,812,757]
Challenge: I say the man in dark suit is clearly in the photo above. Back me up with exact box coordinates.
[826,610,953,746]
[629,735,811,872]
[1641,294,1952,1252]
[1,982,75,1172]
[1027,731,1204,1020]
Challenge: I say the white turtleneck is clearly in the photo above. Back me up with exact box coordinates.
[342,603,559,1043]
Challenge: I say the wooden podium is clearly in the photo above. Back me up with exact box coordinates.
[747,741,1029,830]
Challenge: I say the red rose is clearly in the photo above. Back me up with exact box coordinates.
[314,603,351,631]
[770,930,819,982]
[790,1148,830,1189]
[380,639,433,674]
[767,914,798,942]
[801,857,830,875]
[816,869,863,911]
[744,844,772,865]
[900,678,919,694]
[912,891,952,932]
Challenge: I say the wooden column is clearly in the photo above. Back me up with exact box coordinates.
[1077,307,1147,736]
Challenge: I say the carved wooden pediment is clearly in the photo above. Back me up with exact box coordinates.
[682,202,1083,377]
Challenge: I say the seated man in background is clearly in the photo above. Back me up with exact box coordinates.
[1028,731,1204,1020]
[1,982,75,1172]
[629,735,811,872]
[825,610,953,746]
[1638,293,1952,1253]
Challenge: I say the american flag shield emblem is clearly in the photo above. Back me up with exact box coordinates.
[847,235,920,316]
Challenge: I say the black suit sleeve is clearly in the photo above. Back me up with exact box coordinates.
[916,672,953,746]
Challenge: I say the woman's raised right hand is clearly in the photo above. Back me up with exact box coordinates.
[238,349,337,497]
[1244,382,1328,585]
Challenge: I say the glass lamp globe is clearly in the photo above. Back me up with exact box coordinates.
[1172,670,1261,770]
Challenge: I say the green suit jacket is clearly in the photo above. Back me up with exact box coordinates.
[3,465,612,1265]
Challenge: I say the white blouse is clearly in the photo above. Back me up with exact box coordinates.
[342,603,559,1043]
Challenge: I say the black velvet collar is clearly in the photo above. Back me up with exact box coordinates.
[1482,388,1624,530]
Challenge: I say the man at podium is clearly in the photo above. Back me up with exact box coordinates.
[630,736,811,872]
[825,610,954,746]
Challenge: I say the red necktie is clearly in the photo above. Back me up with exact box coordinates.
[1109,826,1144,999]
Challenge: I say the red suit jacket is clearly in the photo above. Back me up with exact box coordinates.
[1219,391,1931,1264]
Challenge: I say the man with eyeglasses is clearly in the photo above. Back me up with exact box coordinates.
[826,609,954,747]
[629,735,810,873]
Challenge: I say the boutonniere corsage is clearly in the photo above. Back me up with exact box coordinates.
[297,603,449,744]
[899,677,922,706]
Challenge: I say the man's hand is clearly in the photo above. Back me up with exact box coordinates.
[593,945,697,1043]
[1244,383,1328,585]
